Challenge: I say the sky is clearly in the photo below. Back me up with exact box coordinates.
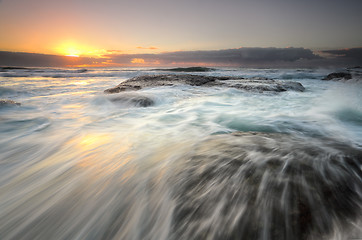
[0,0,361,67]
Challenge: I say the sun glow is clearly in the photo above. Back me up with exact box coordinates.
[55,41,106,58]
[65,48,80,57]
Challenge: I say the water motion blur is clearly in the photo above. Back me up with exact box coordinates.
[0,67,361,240]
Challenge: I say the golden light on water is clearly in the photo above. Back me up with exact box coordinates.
[73,133,137,180]
[78,133,111,148]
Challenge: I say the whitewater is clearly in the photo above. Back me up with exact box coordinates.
[0,67,361,240]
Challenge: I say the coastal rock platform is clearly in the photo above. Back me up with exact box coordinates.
[104,74,305,94]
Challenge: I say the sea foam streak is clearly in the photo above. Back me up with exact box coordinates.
[0,67,361,240]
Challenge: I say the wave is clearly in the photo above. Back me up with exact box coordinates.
[280,72,319,80]
[333,108,362,124]
[308,81,362,123]
[0,117,51,142]
[107,92,156,107]
[1,73,32,78]
[0,87,17,96]
[170,132,362,240]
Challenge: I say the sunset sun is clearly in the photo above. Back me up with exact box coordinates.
[65,48,80,57]
[55,41,105,58]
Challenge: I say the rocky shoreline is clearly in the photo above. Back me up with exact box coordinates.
[104,74,305,94]
[322,68,362,82]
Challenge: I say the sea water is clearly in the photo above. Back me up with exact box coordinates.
[0,67,361,240]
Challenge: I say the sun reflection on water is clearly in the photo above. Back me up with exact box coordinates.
[73,133,136,180]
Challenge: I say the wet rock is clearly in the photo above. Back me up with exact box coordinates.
[225,79,305,92]
[323,72,352,80]
[108,93,154,107]
[152,67,215,72]
[104,75,221,94]
[104,74,305,93]
[0,99,21,107]
[76,68,88,73]
[171,132,362,240]
[104,85,141,94]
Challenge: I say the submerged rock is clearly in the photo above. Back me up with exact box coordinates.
[0,99,21,107]
[323,72,352,80]
[104,85,141,94]
[170,132,362,240]
[104,74,305,93]
[108,93,155,107]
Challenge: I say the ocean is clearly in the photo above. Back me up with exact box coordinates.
[0,67,361,240]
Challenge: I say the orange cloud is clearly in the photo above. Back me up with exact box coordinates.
[136,46,158,50]
[131,58,145,64]
[107,50,123,54]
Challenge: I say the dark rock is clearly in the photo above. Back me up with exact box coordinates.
[0,66,30,70]
[108,93,154,107]
[152,67,215,72]
[184,75,219,86]
[225,79,305,92]
[104,74,305,93]
[76,68,88,73]
[279,81,306,92]
[0,99,21,106]
[323,72,352,80]
[249,76,273,80]
[104,85,141,94]
[171,132,362,240]
[218,76,240,80]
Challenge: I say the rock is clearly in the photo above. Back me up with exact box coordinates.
[323,72,352,80]
[171,132,362,240]
[104,85,141,94]
[104,74,305,93]
[224,79,305,92]
[280,81,306,92]
[0,99,21,107]
[108,93,155,107]
[153,67,215,72]
[75,68,88,73]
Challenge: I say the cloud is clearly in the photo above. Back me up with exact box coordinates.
[0,51,102,67]
[320,48,362,63]
[136,46,159,50]
[106,50,123,54]
[109,47,322,67]
[131,58,145,64]
[1,47,361,68]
